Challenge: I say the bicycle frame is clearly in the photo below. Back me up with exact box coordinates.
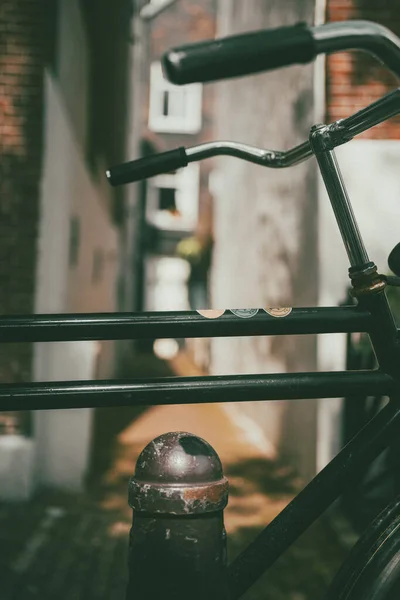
[2,19,400,600]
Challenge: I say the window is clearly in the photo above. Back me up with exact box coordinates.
[146,163,200,231]
[148,62,202,134]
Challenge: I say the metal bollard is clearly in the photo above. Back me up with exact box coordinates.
[126,431,229,600]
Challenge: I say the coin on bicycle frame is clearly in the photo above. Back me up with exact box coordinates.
[264,307,292,317]
[230,309,259,318]
[197,309,226,319]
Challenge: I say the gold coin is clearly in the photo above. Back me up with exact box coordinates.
[264,307,292,318]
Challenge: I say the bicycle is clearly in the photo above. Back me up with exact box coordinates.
[3,17,400,600]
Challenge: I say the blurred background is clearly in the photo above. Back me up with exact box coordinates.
[1,0,400,598]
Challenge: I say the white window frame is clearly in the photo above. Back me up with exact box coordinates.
[146,163,200,231]
[148,62,203,134]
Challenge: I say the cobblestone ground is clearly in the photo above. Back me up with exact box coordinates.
[0,353,358,599]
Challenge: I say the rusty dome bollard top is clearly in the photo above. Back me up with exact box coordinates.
[129,431,229,514]
[126,432,230,600]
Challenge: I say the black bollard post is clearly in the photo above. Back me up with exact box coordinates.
[126,431,229,600]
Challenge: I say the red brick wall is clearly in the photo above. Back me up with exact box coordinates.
[326,0,400,139]
[0,0,55,429]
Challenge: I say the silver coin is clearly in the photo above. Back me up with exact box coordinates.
[230,309,259,318]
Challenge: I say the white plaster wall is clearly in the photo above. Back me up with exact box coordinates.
[31,0,92,493]
[317,139,400,470]
[32,72,94,492]
[33,70,118,492]
[210,0,319,482]
[0,0,118,499]
[29,0,119,493]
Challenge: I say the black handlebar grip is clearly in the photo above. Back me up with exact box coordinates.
[162,23,317,85]
[107,147,188,186]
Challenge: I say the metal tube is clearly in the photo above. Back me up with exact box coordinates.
[186,140,312,168]
[126,432,229,600]
[228,399,400,598]
[0,371,395,412]
[312,20,400,78]
[276,141,313,167]
[310,127,369,267]
[0,307,372,343]
[186,140,273,164]
[341,88,400,138]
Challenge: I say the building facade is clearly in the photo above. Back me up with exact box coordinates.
[0,0,131,498]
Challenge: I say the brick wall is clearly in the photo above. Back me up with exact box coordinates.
[0,0,55,431]
[326,0,400,138]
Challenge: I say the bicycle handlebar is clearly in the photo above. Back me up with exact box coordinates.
[163,20,400,85]
[107,88,400,186]
[162,23,316,85]
[106,21,400,187]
